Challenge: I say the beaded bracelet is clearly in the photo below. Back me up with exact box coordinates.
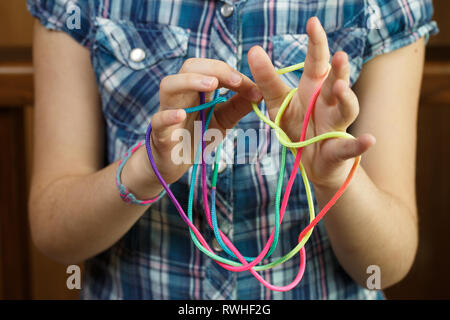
[116,140,165,205]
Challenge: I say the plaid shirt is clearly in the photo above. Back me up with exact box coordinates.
[28,0,437,299]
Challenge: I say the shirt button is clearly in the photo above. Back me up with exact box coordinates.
[220,3,234,18]
[129,48,146,62]
[212,238,223,252]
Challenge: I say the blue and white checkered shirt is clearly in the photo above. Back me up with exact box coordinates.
[28,0,437,299]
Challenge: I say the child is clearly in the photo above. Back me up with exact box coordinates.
[27,0,438,299]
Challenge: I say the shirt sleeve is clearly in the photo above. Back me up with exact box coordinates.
[27,0,94,49]
[363,0,439,63]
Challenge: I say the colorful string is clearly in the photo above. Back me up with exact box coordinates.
[116,140,166,205]
[144,62,360,291]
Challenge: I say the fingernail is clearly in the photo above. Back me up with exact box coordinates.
[172,109,183,121]
[250,87,263,101]
[230,72,242,85]
[201,77,216,88]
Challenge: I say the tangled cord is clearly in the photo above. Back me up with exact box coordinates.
[144,62,360,292]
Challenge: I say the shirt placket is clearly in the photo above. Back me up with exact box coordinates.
[201,0,240,299]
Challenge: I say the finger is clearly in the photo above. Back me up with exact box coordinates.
[159,73,218,108]
[247,45,290,108]
[320,51,350,106]
[333,79,359,130]
[180,58,263,102]
[327,134,376,163]
[161,73,218,95]
[150,109,186,149]
[303,17,330,81]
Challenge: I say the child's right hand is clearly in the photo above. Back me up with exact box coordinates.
[140,58,263,185]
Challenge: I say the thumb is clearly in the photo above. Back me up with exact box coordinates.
[248,46,290,113]
[325,133,376,163]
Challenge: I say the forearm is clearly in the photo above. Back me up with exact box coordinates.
[29,145,163,264]
[315,163,418,289]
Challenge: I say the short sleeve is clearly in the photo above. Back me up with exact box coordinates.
[27,0,94,49]
[363,0,439,63]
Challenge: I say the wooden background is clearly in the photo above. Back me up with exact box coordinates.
[0,1,449,300]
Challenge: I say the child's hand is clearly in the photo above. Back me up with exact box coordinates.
[248,17,376,190]
[143,58,263,184]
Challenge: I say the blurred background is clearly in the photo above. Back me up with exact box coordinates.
[0,1,449,300]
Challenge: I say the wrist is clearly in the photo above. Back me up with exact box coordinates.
[121,142,164,200]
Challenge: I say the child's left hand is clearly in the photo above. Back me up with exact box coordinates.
[248,17,376,190]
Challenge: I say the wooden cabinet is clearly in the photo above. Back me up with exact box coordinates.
[0,2,79,299]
